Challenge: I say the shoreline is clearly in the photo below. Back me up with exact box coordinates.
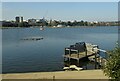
[0,25,117,29]
[2,70,109,79]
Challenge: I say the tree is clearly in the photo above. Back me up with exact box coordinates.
[67,21,72,26]
[80,20,84,26]
[103,42,120,79]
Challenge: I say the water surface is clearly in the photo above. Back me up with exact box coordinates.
[2,26,118,73]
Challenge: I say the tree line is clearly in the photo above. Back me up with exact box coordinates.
[1,20,118,27]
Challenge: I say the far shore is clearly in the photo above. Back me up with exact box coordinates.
[0,25,117,29]
[1,70,109,79]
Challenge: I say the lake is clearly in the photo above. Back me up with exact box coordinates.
[2,26,118,73]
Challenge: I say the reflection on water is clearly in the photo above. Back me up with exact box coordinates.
[2,26,118,73]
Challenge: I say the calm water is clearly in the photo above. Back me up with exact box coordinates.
[2,26,118,73]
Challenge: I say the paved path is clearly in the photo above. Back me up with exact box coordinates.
[2,70,109,79]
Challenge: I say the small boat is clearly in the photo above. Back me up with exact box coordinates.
[40,26,44,30]
[63,67,70,71]
[69,65,83,71]
[63,65,83,71]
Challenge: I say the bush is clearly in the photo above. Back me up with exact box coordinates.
[103,43,120,79]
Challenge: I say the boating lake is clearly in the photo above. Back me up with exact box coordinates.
[2,26,118,73]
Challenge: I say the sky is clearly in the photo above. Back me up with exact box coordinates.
[1,0,119,2]
[2,2,118,22]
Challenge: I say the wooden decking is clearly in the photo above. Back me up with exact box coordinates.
[63,42,107,67]
[63,51,95,60]
[89,55,107,66]
[63,43,99,60]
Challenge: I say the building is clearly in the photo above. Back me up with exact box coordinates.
[15,17,20,23]
[15,16,23,23]
[21,17,23,23]
[28,19,37,26]
[28,19,36,23]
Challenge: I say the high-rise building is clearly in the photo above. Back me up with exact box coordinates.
[21,17,23,23]
[15,16,23,23]
[15,16,20,23]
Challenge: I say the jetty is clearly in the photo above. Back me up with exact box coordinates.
[63,42,107,67]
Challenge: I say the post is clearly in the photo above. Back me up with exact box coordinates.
[97,50,100,67]
[67,48,71,65]
[53,75,55,81]
[85,49,87,57]
[100,57,102,66]
[68,57,71,65]
[76,50,79,66]
[95,53,97,69]
[77,50,79,58]
[98,55,100,66]
[77,59,80,66]
[105,52,107,58]
[65,48,66,55]
[69,48,71,56]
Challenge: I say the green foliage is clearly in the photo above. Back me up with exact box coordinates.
[103,42,120,79]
